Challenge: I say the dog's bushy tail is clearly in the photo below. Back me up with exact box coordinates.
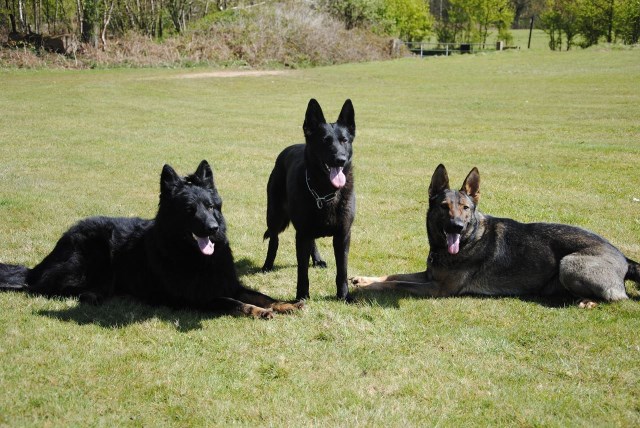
[626,258,640,284]
[0,263,29,291]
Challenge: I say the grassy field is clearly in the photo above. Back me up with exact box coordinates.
[1,48,639,426]
[510,28,549,50]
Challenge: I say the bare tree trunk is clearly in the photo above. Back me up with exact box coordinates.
[53,0,58,32]
[150,0,156,36]
[7,0,18,33]
[32,0,40,34]
[157,4,163,38]
[100,0,115,49]
[606,0,614,43]
[18,0,27,32]
[76,0,83,38]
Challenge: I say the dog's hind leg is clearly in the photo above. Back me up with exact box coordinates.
[262,232,279,272]
[311,240,327,268]
[263,164,290,272]
[295,235,314,300]
[559,252,629,306]
[262,199,289,272]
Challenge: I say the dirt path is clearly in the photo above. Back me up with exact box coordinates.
[173,70,289,79]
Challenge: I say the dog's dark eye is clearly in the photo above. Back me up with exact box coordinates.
[207,205,214,212]
[463,205,470,211]
[340,137,348,144]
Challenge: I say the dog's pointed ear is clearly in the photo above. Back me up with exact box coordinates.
[303,98,326,137]
[429,164,450,199]
[337,99,355,136]
[161,164,181,193]
[194,160,215,188]
[461,167,480,205]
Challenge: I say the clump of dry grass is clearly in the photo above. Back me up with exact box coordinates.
[0,3,398,69]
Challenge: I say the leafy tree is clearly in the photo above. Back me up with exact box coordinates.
[509,0,546,27]
[576,0,614,46]
[615,0,640,43]
[433,0,468,42]
[472,0,514,44]
[435,0,514,44]
[382,0,433,41]
[540,0,579,50]
[320,0,383,30]
[540,0,638,49]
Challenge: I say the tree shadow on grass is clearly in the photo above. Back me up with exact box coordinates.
[35,257,275,332]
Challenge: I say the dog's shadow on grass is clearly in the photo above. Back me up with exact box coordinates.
[36,257,270,332]
[36,298,214,332]
[351,288,593,309]
[235,257,298,276]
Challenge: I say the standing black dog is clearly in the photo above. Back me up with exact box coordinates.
[0,160,302,319]
[351,164,640,307]
[262,99,356,301]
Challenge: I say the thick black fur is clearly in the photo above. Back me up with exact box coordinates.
[0,161,302,318]
[262,99,356,301]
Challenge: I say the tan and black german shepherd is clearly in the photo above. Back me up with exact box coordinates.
[351,164,640,307]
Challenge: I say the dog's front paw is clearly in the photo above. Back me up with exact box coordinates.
[350,276,377,287]
[271,301,305,314]
[251,307,275,319]
[578,299,598,309]
[260,308,275,319]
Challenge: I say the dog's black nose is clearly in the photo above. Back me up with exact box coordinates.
[448,219,464,234]
[206,223,219,235]
[334,155,347,167]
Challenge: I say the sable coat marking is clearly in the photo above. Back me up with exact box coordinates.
[352,164,640,306]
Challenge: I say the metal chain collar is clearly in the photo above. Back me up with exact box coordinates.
[305,169,338,209]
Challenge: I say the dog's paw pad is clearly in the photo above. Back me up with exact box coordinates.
[578,299,598,309]
[260,309,273,320]
[350,276,371,287]
[257,308,275,319]
[272,301,304,313]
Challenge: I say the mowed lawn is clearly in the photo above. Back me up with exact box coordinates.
[1,47,639,426]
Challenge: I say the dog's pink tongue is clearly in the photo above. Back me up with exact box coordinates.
[195,236,215,255]
[329,167,346,189]
[447,233,461,255]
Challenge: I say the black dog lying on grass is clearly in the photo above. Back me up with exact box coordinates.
[262,99,356,301]
[0,160,302,319]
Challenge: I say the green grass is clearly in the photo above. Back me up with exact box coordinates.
[510,28,550,50]
[1,48,640,426]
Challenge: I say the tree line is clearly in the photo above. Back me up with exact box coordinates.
[540,0,640,49]
[2,0,639,49]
